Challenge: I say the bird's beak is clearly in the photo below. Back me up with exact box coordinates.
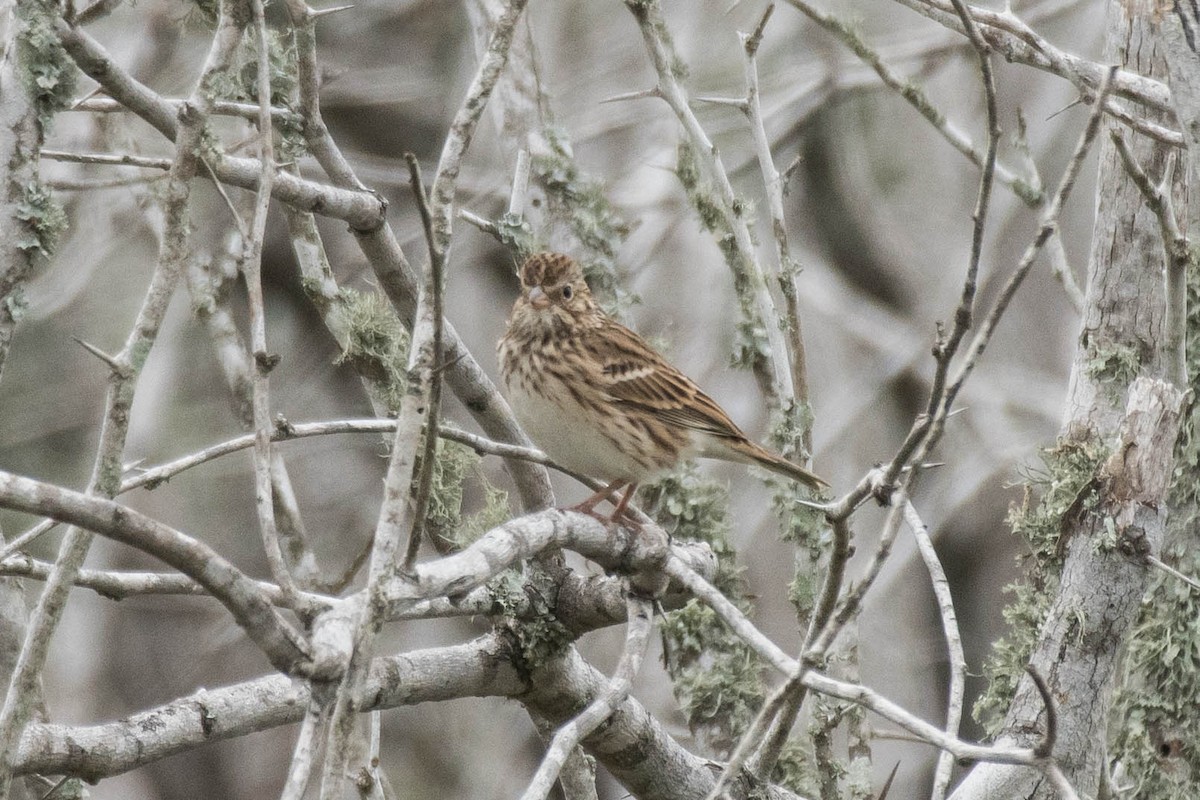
[528,286,550,309]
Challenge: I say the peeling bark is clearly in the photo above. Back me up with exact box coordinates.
[950,3,1192,797]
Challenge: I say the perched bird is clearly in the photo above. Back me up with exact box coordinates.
[499,252,828,520]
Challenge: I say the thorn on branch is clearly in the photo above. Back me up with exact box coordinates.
[431,351,469,377]
[70,86,106,110]
[598,87,662,104]
[459,208,499,237]
[72,337,131,377]
[876,761,900,800]
[508,149,531,216]
[781,153,804,188]
[867,466,895,506]
[932,320,948,359]
[1145,553,1200,594]
[694,95,749,111]
[310,3,354,18]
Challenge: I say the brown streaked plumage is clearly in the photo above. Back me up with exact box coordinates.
[499,252,827,518]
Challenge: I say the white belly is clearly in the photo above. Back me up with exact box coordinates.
[505,370,670,481]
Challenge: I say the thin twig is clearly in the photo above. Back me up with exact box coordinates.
[1025,665,1057,760]
[624,0,792,404]
[665,556,1039,765]
[741,2,813,448]
[892,0,1172,116]
[401,153,445,573]
[283,0,368,190]
[280,695,329,800]
[70,96,299,125]
[0,418,560,564]
[1146,554,1200,593]
[875,0,1000,494]
[783,0,1037,204]
[200,156,249,236]
[519,595,654,800]
[46,174,166,191]
[731,513,855,781]
[39,149,172,170]
[240,0,298,607]
[706,678,794,800]
[746,482,912,780]
[0,470,312,673]
[56,25,388,230]
[1044,763,1083,800]
[1045,230,1083,313]
[187,245,322,585]
[318,4,529,795]
[902,500,965,800]
[364,710,385,800]
[0,555,281,601]
[1011,113,1086,312]
[946,66,1118,398]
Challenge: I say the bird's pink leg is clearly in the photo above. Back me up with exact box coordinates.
[608,482,639,523]
[570,479,627,516]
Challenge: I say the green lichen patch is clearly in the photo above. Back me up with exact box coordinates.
[15,181,67,258]
[17,0,77,130]
[532,125,633,315]
[335,289,411,413]
[489,569,574,673]
[641,466,810,793]
[1106,269,1200,799]
[974,437,1108,735]
[1084,342,1142,388]
[425,438,510,552]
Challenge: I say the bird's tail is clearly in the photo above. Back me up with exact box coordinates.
[723,438,829,490]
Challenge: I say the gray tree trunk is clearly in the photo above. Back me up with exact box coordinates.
[950,2,1191,798]
[0,3,47,797]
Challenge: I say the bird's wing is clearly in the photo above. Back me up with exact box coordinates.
[590,317,745,439]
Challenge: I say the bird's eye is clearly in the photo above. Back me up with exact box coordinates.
[561,285,574,300]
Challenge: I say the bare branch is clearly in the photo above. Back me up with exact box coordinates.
[891,0,1171,117]
[624,0,793,403]
[40,149,172,170]
[904,500,966,800]
[519,594,654,800]
[946,66,1118,398]
[70,96,299,125]
[280,695,328,800]
[665,557,1039,766]
[0,470,311,674]
[741,3,814,448]
[237,0,300,605]
[0,5,253,786]
[319,5,531,790]
[784,0,1038,204]
[401,152,444,573]
[0,417,561,564]
[55,24,388,230]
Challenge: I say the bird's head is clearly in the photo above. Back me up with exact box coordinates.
[512,252,597,327]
